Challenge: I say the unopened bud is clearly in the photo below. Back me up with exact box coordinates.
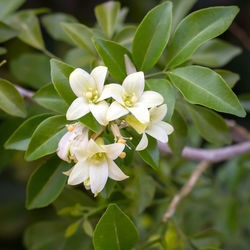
[67,124,74,132]
[118,138,126,144]
[119,152,126,159]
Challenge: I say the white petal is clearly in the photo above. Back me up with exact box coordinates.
[158,121,174,135]
[146,124,169,143]
[89,101,109,126]
[90,66,108,94]
[66,97,90,120]
[88,139,104,157]
[102,143,125,160]
[89,158,108,195]
[122,71,144,98]
[127,103,149,123]
[108,159,128,181]
[107,101,129,121]
[68,160,89,185]
[139,91,164,108]
[98,83,124,104]
[69,68,96,97]
[57,131,75,162]
[149,104,167,123]
[136,133,148,151]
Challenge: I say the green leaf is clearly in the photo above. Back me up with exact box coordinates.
[82,219,93,237]
[50,59,76,104]
[191,39,242,67]
[7,10,45,50]
[168,66,246,117]
[42,13,77,43]
[0,0,25,20]
[25,115,67,161]
[94,1,120,38]
[93,204,139,250]
[50,59,101,132]
[171,0,197,31]
[4,113,52,150]
[114,25,136,49]
[65,221,79,238]
[10,53,50,88]
[146,79,175,122]
[0,78,27,117]
[168,110,188,155]
[132,1,172,71]
[215,69,240,89]
[64,48,95,68]
[166,6,239,68]
[94,38,131,81]
[33,83,68,114]
[0,21,18,43]
[187,104,231,145]
[61,22,97,55]
[0,46,6,55]
[26,156,69,209]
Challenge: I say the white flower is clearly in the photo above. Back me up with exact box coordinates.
[99,71,164,123]
[125,104,174,151]
[67,137,129,196]
[66,66,109,126]
[57,123,86,162]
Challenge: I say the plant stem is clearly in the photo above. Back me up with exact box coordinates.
[91,126,106,140]
[42,49,60,60]
[135,237,161,249]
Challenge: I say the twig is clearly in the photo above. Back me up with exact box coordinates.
[91,126,106,140]
[158,141,250,163]
[162,161,210,222]
[226,119,250,142]
[15,85,34,99]
[229,23,250,51]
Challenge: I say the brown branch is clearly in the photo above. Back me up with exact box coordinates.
[162,161,210,222]
[159,141,250,163]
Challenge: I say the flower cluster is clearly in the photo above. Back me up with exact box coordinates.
[57,66,173,196]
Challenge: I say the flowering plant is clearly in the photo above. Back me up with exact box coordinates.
[0,0,249,249]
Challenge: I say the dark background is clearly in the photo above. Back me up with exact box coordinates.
[0,0,249,249]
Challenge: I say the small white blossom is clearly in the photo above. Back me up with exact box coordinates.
[99,71,164,123]
[126,104,174,151]
[66,66,109,126]
[67,137,128,196]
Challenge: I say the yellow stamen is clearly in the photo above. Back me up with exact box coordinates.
[131,95,137,103]
[67,124,74,132]
[85,91,93,99]
[119,152,126,159]
[118,138,126,144]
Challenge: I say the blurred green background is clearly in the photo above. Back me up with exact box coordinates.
[0,0,249,249]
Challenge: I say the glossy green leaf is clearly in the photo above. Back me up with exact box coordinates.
[168,110,188,155]
[0,21,18,43]
[0,46,6,55]
[216,69,240,89]
[94,1,120,38]
[10,53,50,88]
[65,221,79,238]
[187,104,231,144]
[0,78,27,117]
[114,25,136,49]
[94,38,131,81]
[50,59,101,132]
[26,156,69,209]
[25,115,67,161]
[93,204,139,250]
[146,79,175,122]
[168,66,246,117]
[64,48,95,68]
[132,1,172,71]
[61,22,97,55]
[171,0,197,31]
[191,39,242,67]
[42,13,77,43]
[8,10,45,50]
[33,83,68,114]
[4,113,52,151]
[50,59,76,104]
[166,6,239,68]
[0,0,25,20]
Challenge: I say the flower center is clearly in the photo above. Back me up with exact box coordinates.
[85,88,99,103]
[92,152,105,163]
[122,93,137,107]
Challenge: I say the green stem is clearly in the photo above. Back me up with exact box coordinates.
[135,237,161,250]
[42,49,60,60]
[86,204,107,218]
[145,71,167,79]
